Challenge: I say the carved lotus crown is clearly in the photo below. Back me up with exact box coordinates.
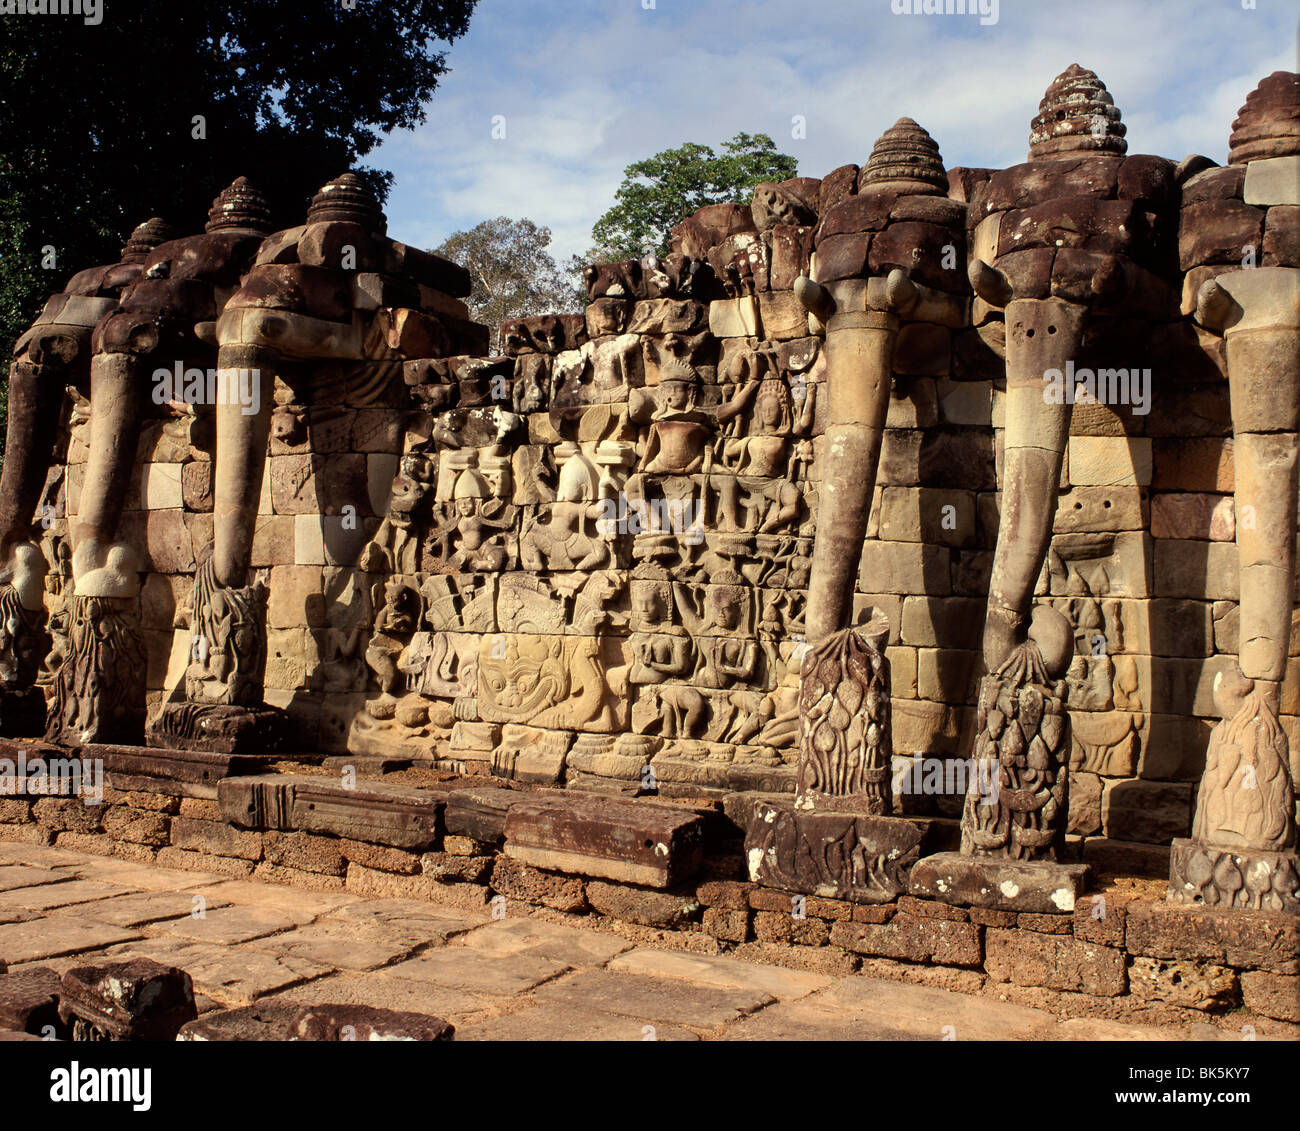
[860,117,947,195]
[1029,64,1127,160]
[307,171,387,234]
[120,216,175,262]
[1228,70,1300,165]
[205,176,274,235]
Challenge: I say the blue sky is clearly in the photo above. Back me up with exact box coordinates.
[372,0,1298,262]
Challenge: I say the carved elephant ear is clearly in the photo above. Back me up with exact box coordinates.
[968,258,1013,309]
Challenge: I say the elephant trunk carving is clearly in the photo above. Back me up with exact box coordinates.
[980,292,1089,669]
[798,271,916,645]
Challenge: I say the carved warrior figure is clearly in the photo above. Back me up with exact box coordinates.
[0,217,172,737]
[1170,72,1300,913]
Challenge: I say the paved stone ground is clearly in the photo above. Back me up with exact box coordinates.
[0,842,1264,1041]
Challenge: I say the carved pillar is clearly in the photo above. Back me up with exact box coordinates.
[746,119,965,903]
[916,66,1157,911]
[1169,71,1300,913]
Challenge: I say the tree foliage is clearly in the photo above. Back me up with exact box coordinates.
[588,132,798,261]
[435,217,583,352]
[0,0,478,455]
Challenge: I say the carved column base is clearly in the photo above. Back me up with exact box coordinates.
[0,686,50,738]
[1167,838,1300,914]
[909,851,1093,913]
[744,801,936,904]
[44,595,146,747]
[145,702,294,755]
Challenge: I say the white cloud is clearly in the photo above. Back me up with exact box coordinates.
[373,0,1296,264]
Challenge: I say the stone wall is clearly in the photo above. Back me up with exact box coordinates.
[1,763,1294,1030]
[32,143,1300,857]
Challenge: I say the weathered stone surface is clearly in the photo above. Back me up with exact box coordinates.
[830,912,982,967]
[503,794,705,888]
[58,957,196,1041]
[908,852,1092,913]
[1239,970,1300,1022]
[220,774,443,851]
[1167,839,1300,915]
[488,855,587,913]
[1128,957,1238,1010]
[0,965,60,1034]
[984,928,1126,997]
[584,881,699,928]
[746,803,929,903]
[176,1001,303,1041]
[1125,901,1300,974]
[292,1003,454,1041]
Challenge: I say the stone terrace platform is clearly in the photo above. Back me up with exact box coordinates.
[0,841,1287,1041]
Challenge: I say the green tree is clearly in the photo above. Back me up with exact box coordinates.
[588,132,798,261]
[435,218,583,353]
[0,0,478,459]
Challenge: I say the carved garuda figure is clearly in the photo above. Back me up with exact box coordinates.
[961,612,1073,861]
[795,624,892,814]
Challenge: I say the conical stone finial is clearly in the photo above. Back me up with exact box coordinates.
[307,171,387,234]
[1228,71,1300,165]
[205,176,273,234]
[120,217,174,262]
[1029,64,1127,160]
[860,117,947,195]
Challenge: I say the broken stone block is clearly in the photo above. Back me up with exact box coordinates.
[584,881,699,928]
[176,1001,304,1041]
[745,803,930,903]
[292,1003,454,1041]
[908,851,1093,913]
[503,793,706,888]
[58,958,196,1041]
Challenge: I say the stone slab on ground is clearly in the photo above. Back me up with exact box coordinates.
[385,948,569,996]
[62,889,234,928]
[319,898,486,946]
[254,919,421,971]
[456,916,634,967]
[0,879,132,911]
[268,972,497,1024]
[147,904,308,946]
[607,946,832,1000]
[532,968,774,1029]
[93,939,330,1005]
[0,866,77,893]
[908,852,1092,912]
[0,919,141,965]
[458,1003,700,1041]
